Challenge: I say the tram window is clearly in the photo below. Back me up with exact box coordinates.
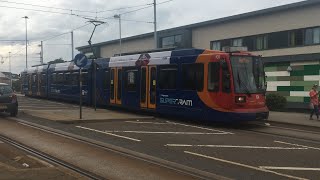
[103,70,110,90]
[222,62,231,93]
[182,63,204,91]
[32,74,37,83]
[82,72,88,85]
[117,69,122,100]
[126,70,137,92]
[41,73,47,85]
[159,65,177,90]
[72,72,79,86]
[140,68,147,102]
[208,62,220,92]
[51,73,57,84]
[65,73,71,85]
[57,73,64,85]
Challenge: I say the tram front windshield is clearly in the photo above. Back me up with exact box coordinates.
[230,56,266,94]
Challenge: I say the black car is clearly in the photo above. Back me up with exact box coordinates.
[0,83,18,117]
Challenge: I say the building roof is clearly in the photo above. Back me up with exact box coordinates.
[76,0,319,50]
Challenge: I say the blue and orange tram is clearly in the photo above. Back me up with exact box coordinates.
[21,48,269,122]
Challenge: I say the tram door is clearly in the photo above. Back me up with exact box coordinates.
[140,66,157,109]
[110,67,122,105]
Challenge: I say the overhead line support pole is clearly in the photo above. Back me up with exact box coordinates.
[88,22,101,111]
[154,0,157,49]
[40,41,43,64]
[71,31,74,60]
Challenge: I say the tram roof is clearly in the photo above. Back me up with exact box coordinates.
[48,60,92,72]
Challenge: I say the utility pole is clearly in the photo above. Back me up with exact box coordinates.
[71,31,74,60]
[8,52,12,87]
[22,16,29,69]
[114,14,122,56]
[154,0,158,49]
[40,41,43,64]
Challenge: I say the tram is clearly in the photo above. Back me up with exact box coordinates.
[21,47,269,122]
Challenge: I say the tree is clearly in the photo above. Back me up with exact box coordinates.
[48,58,65,64]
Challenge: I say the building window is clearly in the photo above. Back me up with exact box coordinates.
[161,35,182,48]
[182,63,204,91]
[305,28,313,45]
[211,41,221,50]
[305,27,320,45]
[268,31,288,49]
[255,35,268,50]
[289,30,303,46]
[232,38,243,47]
[159,65,177,90]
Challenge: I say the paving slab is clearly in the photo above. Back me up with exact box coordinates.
[268,111,320,128]
[21,108,154,123]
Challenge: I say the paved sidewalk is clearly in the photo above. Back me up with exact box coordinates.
[21,108,154,123]
[268,111,320,128]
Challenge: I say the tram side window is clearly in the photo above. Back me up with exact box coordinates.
[32,74,37,83]
[72,72,79,86]
[82,72,88,85]
[208,62,220,92]
[159,65,177,90]
[57,73,64,85]
[65,73,71,85]
[41,73,47,85]
[51,73,57,85]
[222,61,231,93]
[126,70,137,92]
[103,70,110,90]
[182,63,204,91]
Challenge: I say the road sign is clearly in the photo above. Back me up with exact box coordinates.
[74,53,88,68]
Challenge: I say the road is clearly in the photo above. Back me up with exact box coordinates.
[4,96,320,180]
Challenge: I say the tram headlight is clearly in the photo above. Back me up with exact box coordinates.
[235,96,246,103]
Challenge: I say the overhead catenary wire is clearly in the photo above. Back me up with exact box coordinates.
[39,23,91,42]
[0,0,158,14]
[99,0,173,20]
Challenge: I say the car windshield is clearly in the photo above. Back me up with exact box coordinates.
[230,56,266,94]
[0,85,13,95]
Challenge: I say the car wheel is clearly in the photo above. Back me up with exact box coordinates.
[10,106,18,117]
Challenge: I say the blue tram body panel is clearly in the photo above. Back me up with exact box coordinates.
[48,61,92,104]
[95,58,110,106]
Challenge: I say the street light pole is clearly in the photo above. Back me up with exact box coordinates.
[154,0,158,49]
[22,16,29,69]
[114,14,122,56]
[8,52,12,87]
[40,41,43,64]
[71,31,74,60]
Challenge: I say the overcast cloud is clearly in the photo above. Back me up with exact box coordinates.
[0,0,304,74]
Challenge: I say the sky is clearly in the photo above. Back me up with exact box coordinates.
[0,0,305,74]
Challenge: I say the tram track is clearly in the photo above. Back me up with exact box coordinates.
[237,121,320,144]
[0,134,103,180]
[6,117,226,180]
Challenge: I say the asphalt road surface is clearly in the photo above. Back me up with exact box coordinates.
[9,96,320,180]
